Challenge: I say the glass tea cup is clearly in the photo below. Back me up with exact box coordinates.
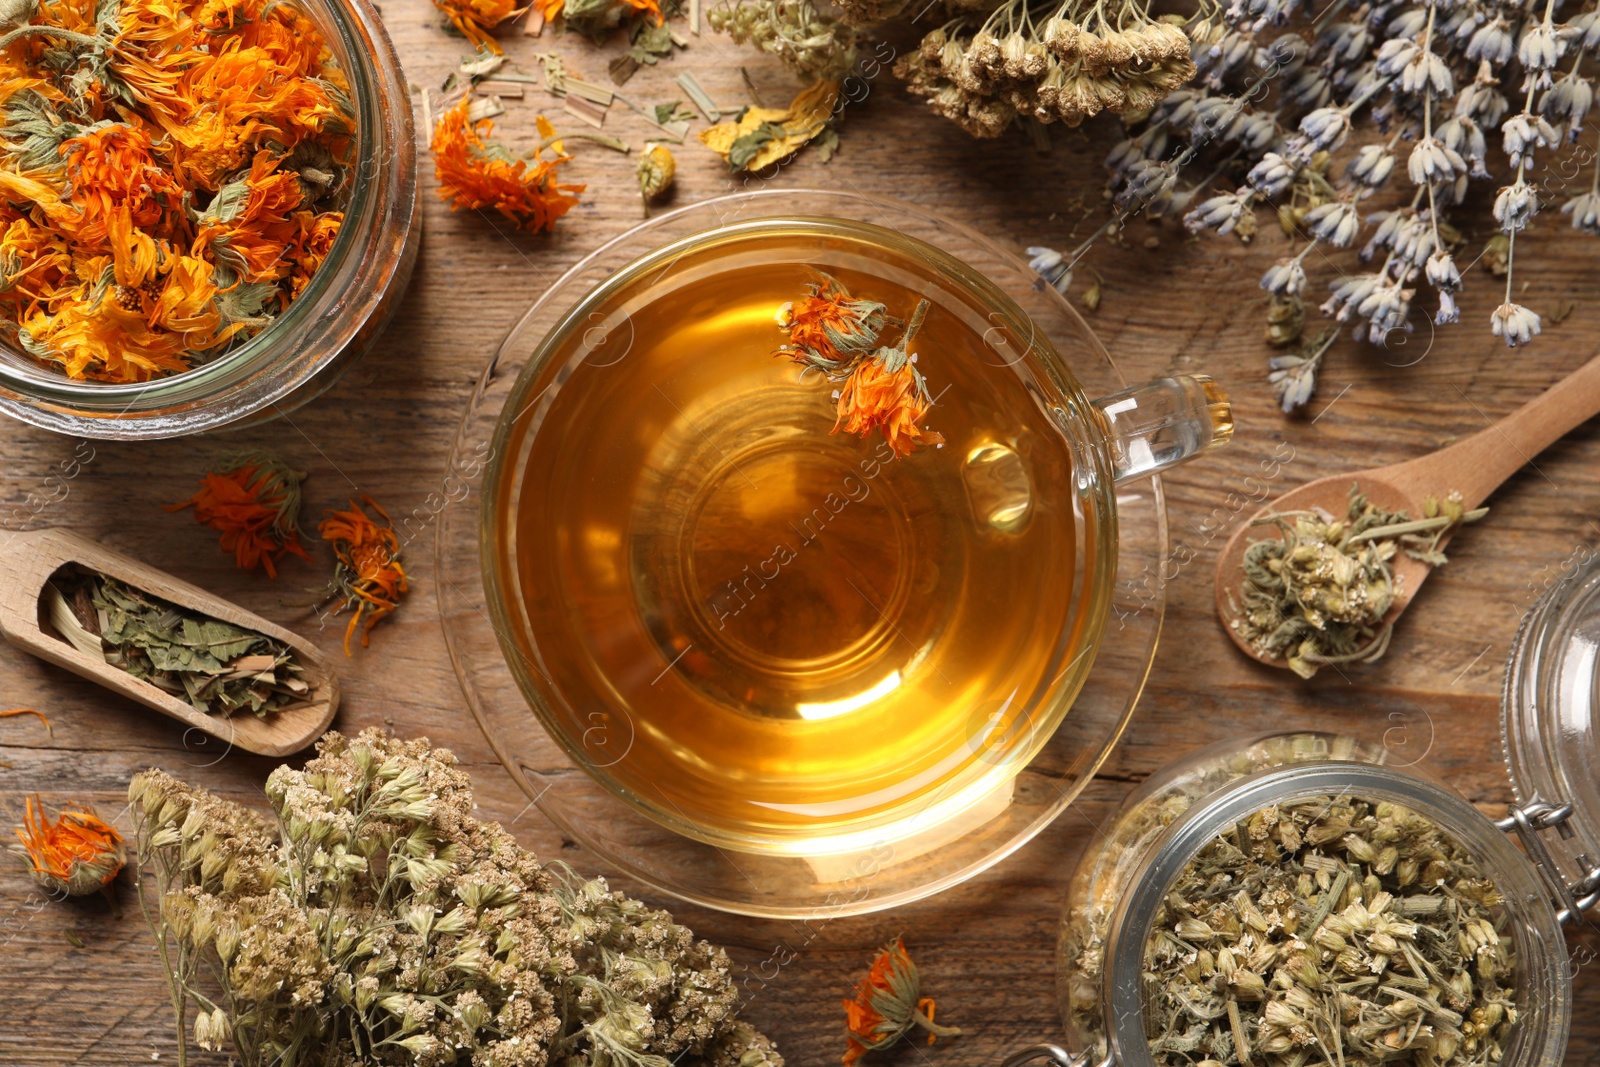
[443,189,1232,916]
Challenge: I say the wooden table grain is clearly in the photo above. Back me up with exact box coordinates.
[5,2,1600,1062]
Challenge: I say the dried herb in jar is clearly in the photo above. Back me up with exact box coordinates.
[45,571,308,717]
[1141,794,1517,1067]
[1229,486,1485,678]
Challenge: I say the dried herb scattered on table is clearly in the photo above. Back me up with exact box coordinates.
[317,497,409,655]
[129,729,785,1067]
[1228,486,1485,678]
[430,98,586,232]
[699,79,841,172]
[165,451,310,577]
[842,938,959,1065]
[0,0,353,383]
[16,795,126,898]
[45,572,308,717]
[1139,795,1516,1067]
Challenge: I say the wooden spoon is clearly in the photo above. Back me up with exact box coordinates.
[0,528,338,756]
[1216,351,1600,669]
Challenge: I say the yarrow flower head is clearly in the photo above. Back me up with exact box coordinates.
[129,730,786,1067]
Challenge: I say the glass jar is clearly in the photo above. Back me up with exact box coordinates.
[994,731,1579,1067]
[0,0,419,441]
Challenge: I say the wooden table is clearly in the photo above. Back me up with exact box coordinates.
[5,3,1600,1062]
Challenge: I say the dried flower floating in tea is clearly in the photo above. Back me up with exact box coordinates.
[0,0,352,382]
[17,796,125,898]
[842,938,960,1065]
[44,572,309,717]
[699,78,839,171]
[1229,487,1485,678]
[1136,795,1516,1067]
[317,497,407,655]
[431,98,585,231]
[776,274,943,458]
[165,451,309,577]
[129,729,785,1067]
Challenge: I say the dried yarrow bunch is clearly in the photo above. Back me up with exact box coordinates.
[894,5,1196,138]
[707,0,860,81]
[1075,0,1600,408]
[708,0,1195,133]
[129,729,783,1067]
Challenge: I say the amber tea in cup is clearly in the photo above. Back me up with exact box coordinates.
[485,216,1229,855]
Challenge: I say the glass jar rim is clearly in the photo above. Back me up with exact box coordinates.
[1097,760,1571,1067]
[0,0,416,436]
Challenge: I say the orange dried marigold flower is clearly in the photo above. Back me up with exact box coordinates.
[431,99,584,233]
[778,273,888,369]
[16,796,127,898]
[165,450,310,577]
[434,0,526,52]
[842,937,960,1065]
[318,497,408,655]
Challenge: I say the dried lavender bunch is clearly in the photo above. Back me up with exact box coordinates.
[1077,0,1600,409]
[894,4,1197,138]
[707,0,859,80]
[129,729,783,1067]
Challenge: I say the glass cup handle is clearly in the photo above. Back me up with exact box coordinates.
[997,1045,1113,1067]
[1091,374,1234,483]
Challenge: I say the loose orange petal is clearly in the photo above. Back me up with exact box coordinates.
[0,709,52,735]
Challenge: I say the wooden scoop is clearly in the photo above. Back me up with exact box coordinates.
[1217,351,1600,669]
[0,528,338,756]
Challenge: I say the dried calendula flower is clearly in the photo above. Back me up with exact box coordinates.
[537,0,661,39]
[779,272,887,367]
[432,99,585,232]
[129,729,785,1067]
[165,450,309,577]
[1229,486,1486,678]
[776,276,941,458]
[434,0,527,53]
[318,497,407,655]
[842,937,960,1065]
[636,143,675,212]
[17,796,126,898]
[700,78,840,172]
